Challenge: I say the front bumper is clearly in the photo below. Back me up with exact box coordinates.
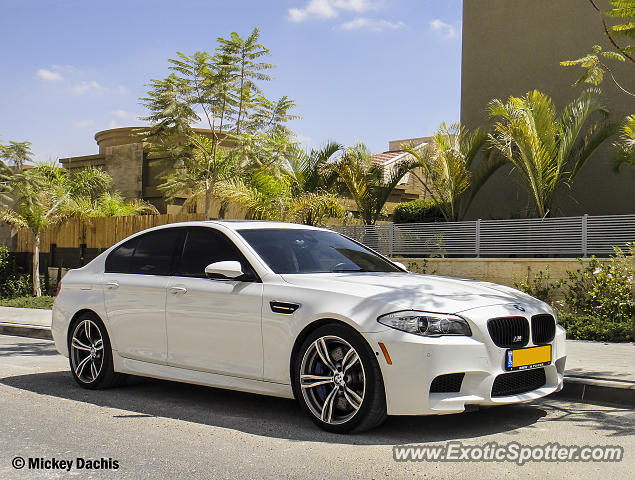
[365,304,566,415]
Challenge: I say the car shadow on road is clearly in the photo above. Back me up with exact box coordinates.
[0,340,60,357]
[1,368,553,445]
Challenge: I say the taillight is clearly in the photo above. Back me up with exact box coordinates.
[54,282,61,297]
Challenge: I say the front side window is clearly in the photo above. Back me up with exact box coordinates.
[175,227,252,277]
[237,228,401,274]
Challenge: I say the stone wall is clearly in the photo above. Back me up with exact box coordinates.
[394,257,607,289]
[102,143,144,199]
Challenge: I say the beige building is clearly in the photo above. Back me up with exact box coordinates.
[461,0,634,219]
[60,127,222,213]
[60,127,429,218]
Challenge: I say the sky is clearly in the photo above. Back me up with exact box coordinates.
[0,0,463,162]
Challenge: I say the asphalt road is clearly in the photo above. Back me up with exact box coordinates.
[0,335,632,479]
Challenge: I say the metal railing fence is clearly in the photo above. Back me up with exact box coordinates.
[332,214,635,257]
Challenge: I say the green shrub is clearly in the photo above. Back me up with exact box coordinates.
[0,295,55,309]
[0,246,31,298]
[514,243,634,342]
[513,266,558,304]
[406,259,436,274]
[558,244,634,323]
[392,198,444,224]
[557,312,634,342]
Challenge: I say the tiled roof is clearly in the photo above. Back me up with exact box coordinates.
[371,150,405,166]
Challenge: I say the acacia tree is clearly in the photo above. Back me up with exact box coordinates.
[141,28,297,219]
[404,123,504,221]
[332,143,416,225]
[488,89,618,218]
[561,1,634,170]
[0,140,33,172]
[561,0,634,96]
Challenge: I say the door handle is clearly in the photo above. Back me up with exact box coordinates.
[105,281,119,290]
[169,286,187,294]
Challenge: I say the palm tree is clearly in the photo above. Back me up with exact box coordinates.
[64,192,158,247]
[404,123,504,221]
[488,88,619,218]
[285,141,344,226]
[614,114,635,171]
[0,164,156,296]
[218,170,292,220]
[1,166,71,296]
[333,143,416,225]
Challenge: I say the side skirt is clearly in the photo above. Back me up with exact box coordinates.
[113,352,295,399]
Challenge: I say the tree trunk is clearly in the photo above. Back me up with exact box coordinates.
[32,232,41,297]
[218,200,228,219]
[204,180,211,220]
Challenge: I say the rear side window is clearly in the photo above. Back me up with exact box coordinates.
[105,228,183,275]
[175,227,251,277]
[130,229,182,275]
[105,237,138,273]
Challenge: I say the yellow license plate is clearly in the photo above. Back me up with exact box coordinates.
[505,345,551,371]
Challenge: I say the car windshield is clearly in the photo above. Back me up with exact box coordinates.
[237,228,402,274]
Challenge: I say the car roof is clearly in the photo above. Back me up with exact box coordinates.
[175,220,329,231]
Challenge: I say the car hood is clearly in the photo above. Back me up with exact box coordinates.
[279,272,545,314]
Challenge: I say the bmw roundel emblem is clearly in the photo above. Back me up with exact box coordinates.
[513,304,526,312]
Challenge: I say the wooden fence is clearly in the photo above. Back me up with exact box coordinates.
[14,213,207,253]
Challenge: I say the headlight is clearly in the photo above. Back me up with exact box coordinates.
[377,310,471,337]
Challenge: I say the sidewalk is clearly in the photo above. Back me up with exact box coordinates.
[0,306,53,340]
[0,306,632,407]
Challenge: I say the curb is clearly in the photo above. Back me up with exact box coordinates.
[0,323,53,340]
[554,376,635,409]
[0,325,633,408]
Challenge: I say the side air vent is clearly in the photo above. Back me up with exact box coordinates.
[430,373,465,393]
[270,301,300,314]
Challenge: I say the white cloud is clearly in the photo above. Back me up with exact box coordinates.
[288,0,377,22]
[340,17,405,32]
[36,68,63,81]
[429,18,455,38]
[293,133,312,145]
[108,120,123,129]
[71,81,105,95]
[74,120,94,128]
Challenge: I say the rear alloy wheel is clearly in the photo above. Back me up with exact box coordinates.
[293,325,386,433]
[68,313,123,389]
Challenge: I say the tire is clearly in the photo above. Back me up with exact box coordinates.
[292,323,387,433]
[68,312,124,389]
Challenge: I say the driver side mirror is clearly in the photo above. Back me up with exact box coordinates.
[204,261,244,280]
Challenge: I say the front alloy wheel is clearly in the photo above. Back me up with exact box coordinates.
[300,335,366,425]
[293,324,387,433]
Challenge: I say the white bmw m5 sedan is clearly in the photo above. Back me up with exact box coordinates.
[52,221,566,432]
